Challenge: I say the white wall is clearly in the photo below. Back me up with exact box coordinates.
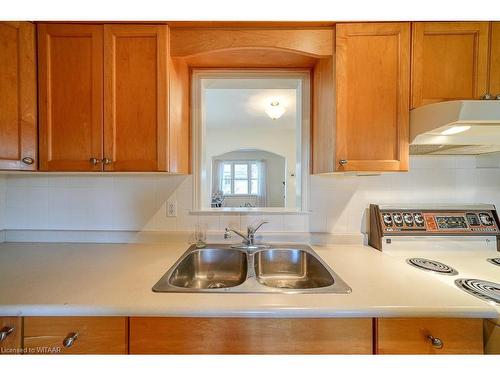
[2,155,500,238]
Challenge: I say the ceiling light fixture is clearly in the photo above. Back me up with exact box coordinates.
[265,100,286,120]
[440,125,471,135]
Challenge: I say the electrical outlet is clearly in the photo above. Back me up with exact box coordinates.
[167,200,177,217]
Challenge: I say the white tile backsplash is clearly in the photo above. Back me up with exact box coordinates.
[310,155,500,233]
[219,214,241,231]
[1,155,499,236]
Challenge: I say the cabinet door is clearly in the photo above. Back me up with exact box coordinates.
[489,22,500,97]
[23,317,128,354]
[104,25,168,171]
[130,317,372,354]
[376,318,483,354]
[411,22,490,108]
[38,24,104,171]
[0,317,22,354]
[335,23,410,172]
[0,22,37,170]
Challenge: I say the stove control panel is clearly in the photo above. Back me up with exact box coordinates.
[369,204,500,250]
[377,209,499,234]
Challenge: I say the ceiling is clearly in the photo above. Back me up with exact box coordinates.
[203,78,298,130]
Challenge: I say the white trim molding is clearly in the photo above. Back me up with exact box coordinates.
[191,69,311,213]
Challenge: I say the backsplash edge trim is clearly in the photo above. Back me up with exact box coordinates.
[1,229,364,246]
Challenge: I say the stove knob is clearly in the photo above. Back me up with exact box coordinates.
[393,213,403,226]
[403,213,414,226]
[479,213,493,226]
[414,213,425,226]
[382,213,393,226]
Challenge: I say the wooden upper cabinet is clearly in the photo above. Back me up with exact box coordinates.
[335,23,410,172]
[489,22,500,97]
[38,24,104,171]
[0,22,37,171]
[104,25,168,171]
[411,22,490,108]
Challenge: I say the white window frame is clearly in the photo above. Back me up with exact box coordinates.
[192,69,310,213]
[219,160,259,196]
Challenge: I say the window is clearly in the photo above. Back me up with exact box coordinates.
[220,161,259,195]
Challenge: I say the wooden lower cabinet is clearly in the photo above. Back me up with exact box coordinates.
[129,317,373,354]
[1,316,492,354]
[484,319,500,354]
[0,317,22,354]
[23,317,128,354]
[376,318,483,354]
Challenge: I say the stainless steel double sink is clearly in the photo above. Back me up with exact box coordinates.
[153,244,351,294]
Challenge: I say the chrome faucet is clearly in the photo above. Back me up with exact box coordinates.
[224,220,269,249]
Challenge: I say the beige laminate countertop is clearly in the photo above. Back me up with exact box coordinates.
[0,242,497,318]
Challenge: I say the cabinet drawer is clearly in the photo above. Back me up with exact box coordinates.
[0,317,22,355]
[23,317,128,354]
[376,318,483,354]
[130,317,373,354]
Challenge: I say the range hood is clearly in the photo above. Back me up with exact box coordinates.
[410,100,500,155]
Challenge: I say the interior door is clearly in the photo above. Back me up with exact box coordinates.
[38,24,104,171]
[0,22,37,170]
[335,22,410,172]
[103,25,168,171]
[411,22,490,108]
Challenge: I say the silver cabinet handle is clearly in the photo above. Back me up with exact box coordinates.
[89,158,101,165]
[62,332,79,348]
[339,159,348,166]
[102,158,112,165]
[481,93,493,100]
[21,157,34,165]
[0,327,14,342]
[427,335,443,349]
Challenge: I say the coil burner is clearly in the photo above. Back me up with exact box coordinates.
[406,258,458,275]
[455,279,500,305]
[487,258,500,267]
